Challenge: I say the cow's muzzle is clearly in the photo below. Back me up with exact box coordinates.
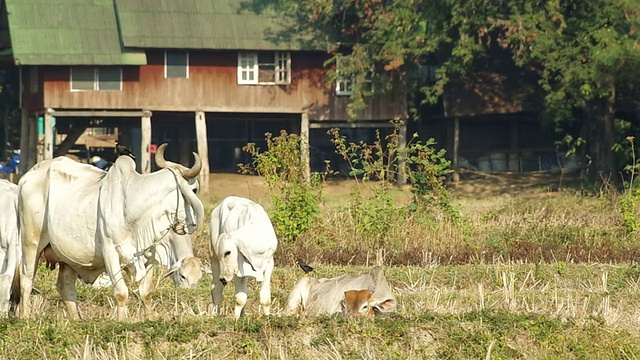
[219,278,228,286]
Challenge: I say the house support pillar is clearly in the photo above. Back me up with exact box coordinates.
[28,115,37,168]
[140,111,152,173]
[452,117,460,183]
[195,111,210,194]
[300,111,310,181]
[43,108,54,160]
[508,121,519,172]
[19,108,29,175]
[397,120,407,185]
[17,108,39,177]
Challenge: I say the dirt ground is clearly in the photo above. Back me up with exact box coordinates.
[446,169,575,197]
[204,169,571,202]
[204,172,360,203]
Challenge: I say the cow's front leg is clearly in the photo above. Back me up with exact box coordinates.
[103,247,129,321]
[138,266,157,321]
[57,263,81,319]
[210,256,223,316]
[259,259,274,316]
[233,276,248,320]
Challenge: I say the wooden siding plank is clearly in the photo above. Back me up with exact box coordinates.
[309,122,398,129]
[39,52,408,122]
[50,110,147,117]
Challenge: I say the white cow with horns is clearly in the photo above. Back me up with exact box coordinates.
[209,196,278,320]
[0,180,19,316]
[18,144,205,321]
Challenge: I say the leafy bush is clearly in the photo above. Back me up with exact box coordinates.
[240,130,325,243]
[330,118,461,230]
[620,136,640,232]
[348,185,405,243]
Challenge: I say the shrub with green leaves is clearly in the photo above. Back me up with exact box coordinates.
[402,134,461,223]
[330,118,461,228]
[621,135,640,232]
[241,121,460,250]
[240,130,325,243]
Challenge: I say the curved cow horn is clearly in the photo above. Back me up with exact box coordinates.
[155,143,169,169]
[181,152,202,179]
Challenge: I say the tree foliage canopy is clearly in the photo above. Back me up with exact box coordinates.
[273,0,640,179]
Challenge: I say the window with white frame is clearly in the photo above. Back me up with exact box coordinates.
[165,51,189,78]
[71,66,122,91]
[335,56,354,96]
[237,51,291,85]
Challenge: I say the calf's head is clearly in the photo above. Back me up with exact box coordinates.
[215,233,256,285]
[164,256,203,288]
[342,289,375,317]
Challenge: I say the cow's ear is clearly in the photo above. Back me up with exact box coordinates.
[236,240,257,271]
[372,298,397,314]
[163,258,182,279]
[339,298,347,314]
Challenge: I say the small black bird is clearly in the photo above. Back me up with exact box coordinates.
[115,141,136,160]
[296,259,314,274]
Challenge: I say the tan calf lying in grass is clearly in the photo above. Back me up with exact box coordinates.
[284,266,396,316]
[341,289,375,317]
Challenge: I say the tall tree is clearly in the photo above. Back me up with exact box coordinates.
[496,0,640,180]
[277,0,640,180]
[280,1,514,114]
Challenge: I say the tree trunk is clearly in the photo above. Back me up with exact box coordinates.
[584,79,616,183]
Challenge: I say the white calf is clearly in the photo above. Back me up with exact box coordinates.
[209,196,278,320]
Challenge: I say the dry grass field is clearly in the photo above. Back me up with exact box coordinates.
[3,171,640,359]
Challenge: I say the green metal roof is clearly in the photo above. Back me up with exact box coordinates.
[5,0,146,65]
[3,0,324,66]
[115,0,323,51]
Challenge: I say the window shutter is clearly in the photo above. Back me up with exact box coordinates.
[97,67,122,91]
[165,51,189,78]
[238,52,258,84]
[335,57,354,96]
[71,67,95,91]
[275,52,291,84]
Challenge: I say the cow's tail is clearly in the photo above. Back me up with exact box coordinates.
[10,196,21,307]
[9,220,21,308]
[10,263,20,306]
